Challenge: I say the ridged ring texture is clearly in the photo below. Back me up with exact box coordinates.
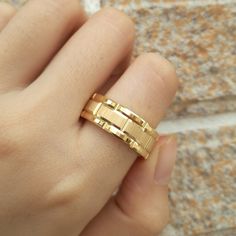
[80,93,159,159]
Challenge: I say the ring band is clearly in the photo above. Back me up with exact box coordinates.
[81,93,159,159]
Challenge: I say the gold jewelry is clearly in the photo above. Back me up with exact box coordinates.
[81,93,158,159]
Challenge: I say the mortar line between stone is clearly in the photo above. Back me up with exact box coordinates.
[195,227,236,236]
[168,0,233,6]
[157,112,236,134]
[128,0,235,8]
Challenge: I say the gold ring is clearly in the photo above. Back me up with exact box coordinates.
[80,93,159,159]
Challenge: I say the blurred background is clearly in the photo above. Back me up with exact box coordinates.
[3,0,236,235]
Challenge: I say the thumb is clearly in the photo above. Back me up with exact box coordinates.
[81,135,177,236]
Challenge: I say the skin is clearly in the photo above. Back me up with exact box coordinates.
[0,1,179,236]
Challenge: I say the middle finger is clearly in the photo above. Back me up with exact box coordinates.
[27,8,134,125]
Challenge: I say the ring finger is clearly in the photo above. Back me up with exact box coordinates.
[77,53,178,232]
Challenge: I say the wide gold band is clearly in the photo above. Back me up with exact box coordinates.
[81,93,158,159]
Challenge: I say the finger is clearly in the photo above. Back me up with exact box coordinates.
[81,136,177,236]
[0,0,87,91]
[106,53,178,126]
[0,2,16,31]
[76,53,178,228]
[29,7,134,123]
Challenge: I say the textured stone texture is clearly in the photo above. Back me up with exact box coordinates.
[196,228,236,236]
[1,0,236,236]
[101,0,236,116]
[166,96,236,119]
[163,125,236,235]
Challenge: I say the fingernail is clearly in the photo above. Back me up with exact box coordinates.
[154,135,177,185]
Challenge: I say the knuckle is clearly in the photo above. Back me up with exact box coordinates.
[139,52,176,78]
[137,53,179,94]
[99,7,135,39]
[44,164,86,209]
[138,205,170,235]
[137,206,170,236]
[118,177,171,235]
[152,207,171,234]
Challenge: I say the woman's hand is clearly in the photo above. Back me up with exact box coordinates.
[0,1,178,235]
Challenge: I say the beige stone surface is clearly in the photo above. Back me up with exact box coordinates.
[196,228,236,236]
[101,0,236,114]
[166,96,236,119]
[163,125,236,235]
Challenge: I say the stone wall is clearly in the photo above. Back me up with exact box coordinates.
[3,0,236,235]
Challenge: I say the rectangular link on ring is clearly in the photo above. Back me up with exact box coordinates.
[96,104,127,129]
[84,100,101,115]
[81,93,159,159]
[145,136,156,152]
[123,120,152,148]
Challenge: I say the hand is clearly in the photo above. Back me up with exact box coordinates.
[0,1,178,235]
